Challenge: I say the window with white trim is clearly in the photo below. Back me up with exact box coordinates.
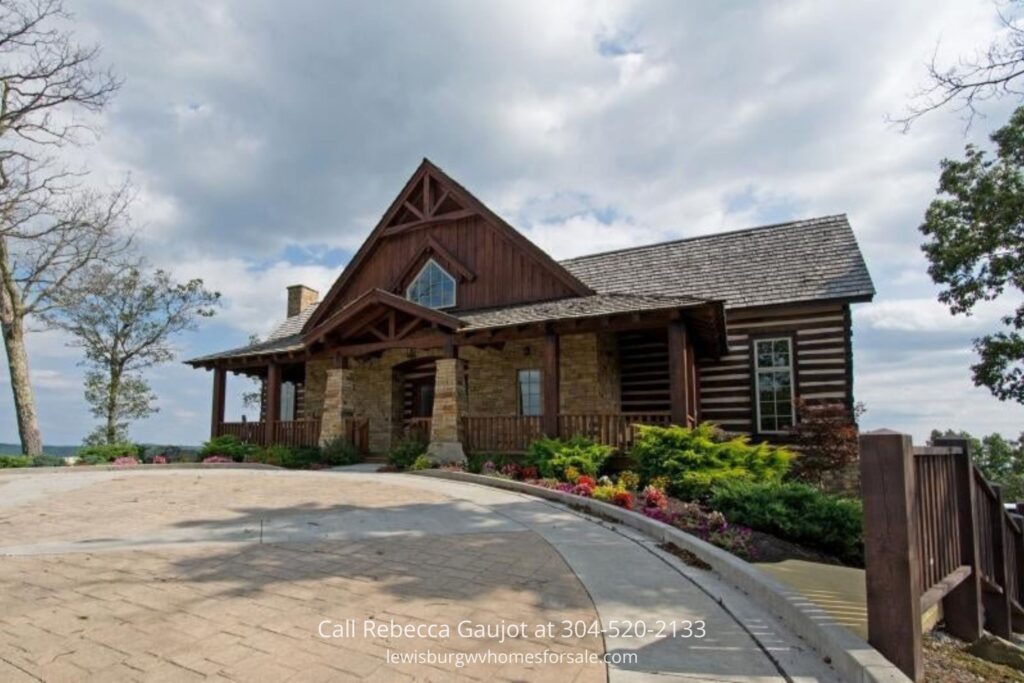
[518,369,542,416]
[754,337,795,433]
[406,259,456,309]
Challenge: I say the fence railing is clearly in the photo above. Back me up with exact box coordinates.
[463,416,543,453]
[216,419,321,448]
[462,412,673,454]
[559,412,672,452]
[860,432,1024,681]
[218,421,266,444]
[404,417,432,443]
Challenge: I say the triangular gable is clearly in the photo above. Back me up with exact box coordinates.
[303,159,593,334]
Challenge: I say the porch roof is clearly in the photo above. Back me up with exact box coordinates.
[185,292,725,367]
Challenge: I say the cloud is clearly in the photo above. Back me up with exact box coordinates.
[857,297,1017,333]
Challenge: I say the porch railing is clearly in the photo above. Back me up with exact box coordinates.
[404,417,432,442]
[462,412,672,454]
[216,419,321,448]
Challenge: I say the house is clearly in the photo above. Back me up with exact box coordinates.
[187,159,875,461]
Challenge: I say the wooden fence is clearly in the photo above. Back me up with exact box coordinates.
[860,432,1024,681]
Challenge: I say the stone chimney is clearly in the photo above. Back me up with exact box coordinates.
[287,285,319,318]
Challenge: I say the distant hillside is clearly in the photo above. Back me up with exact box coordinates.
[0,443,199,456]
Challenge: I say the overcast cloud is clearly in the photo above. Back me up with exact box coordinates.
[5,0,1024,446]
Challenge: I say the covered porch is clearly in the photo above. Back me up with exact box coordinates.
[194,290,726,458]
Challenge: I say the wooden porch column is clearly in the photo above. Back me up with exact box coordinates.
[265,362,281,444]
[860,431,922,681]
[210,367,226,439]
[543,330,559,438]
[668,320,691,426]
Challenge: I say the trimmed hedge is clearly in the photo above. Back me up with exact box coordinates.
[631,423,792,501]
[709,480,864,565]
[0,454,32,468]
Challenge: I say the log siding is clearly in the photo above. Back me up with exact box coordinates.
[697,301,853,439]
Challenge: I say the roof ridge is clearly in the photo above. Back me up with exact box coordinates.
[559,213,849,264]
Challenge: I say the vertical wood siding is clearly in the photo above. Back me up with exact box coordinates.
[696,301,852,435]
[325,215,580,316]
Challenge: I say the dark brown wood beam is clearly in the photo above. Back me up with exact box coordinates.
[265,362,281,441]
[543,331,559,437]
[668,320,690,426]
[211,367,226,439]
[335,332,451,358]
[380,209,476,237]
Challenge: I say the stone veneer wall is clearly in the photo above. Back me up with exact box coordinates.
[303,360,329,419]
[303,332,622,454]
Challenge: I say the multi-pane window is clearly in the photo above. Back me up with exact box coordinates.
[406,259,456,309]
[754,338,795,433]
[518,369,542,416]
[280,382,296,421]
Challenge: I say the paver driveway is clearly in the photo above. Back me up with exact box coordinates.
[0,469,838,682]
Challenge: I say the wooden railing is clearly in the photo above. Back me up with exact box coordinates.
[861,432,1024,681]
[462,413,673,454]
[404,417,432,443]
[218,421,265,444]
[463,416,542,453]
[216,419,321,448]
[559,412,672,452]
[342,417,370,454]
[273,420,322,448]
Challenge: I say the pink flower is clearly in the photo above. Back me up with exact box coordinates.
[152,455,168,464]
[202,455,233,464]
[113,456,138,467]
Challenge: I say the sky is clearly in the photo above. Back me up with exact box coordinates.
[4,0,1024,446]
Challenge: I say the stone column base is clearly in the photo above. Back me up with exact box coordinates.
[426,440,467,465]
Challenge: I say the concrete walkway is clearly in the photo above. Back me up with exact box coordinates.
[0,468,839,681]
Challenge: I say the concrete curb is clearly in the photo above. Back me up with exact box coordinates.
[0,463,281,476]
[417,470,910,683]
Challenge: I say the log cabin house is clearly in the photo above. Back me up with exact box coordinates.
[187,159,875,461]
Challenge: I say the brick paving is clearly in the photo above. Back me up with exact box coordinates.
[0,471,604,682]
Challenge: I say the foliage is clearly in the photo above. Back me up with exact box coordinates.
[249,445,321,469]
[410,455,433,471]
[525,436,613,479]
[49,264,219,443]
[202,455,233,464]
[612,490,634,510]
[320,437,362,467]
[617,470,640,491]
[31,454,64,467]
[467,452,516,474]
[389,438,427,470]
[641,485,668,510]
[631,423,792,501]
[76,443,141,464]
[0,455,31,468]
[152,455,168,465]
[931,428,1024,501]
[638,499,755,559]
[112,456,138,467]
[199,435,256,463]
[591,484,616,502]
[709,480,864,565]
[920,106,1024,404]
[789,400,863,489]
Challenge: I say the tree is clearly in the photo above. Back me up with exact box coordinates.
[47,263,219,444]
[0,0,126,454]
[789,400,864,492]
[920,106,1024,403]
[895,3,1024,130]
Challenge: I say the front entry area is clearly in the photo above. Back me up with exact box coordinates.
[396,357,436,442]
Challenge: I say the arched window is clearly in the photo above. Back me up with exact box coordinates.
[406,259,456,309]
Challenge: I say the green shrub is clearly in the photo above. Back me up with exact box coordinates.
[76,443,141,464]
[0,454,31,468]
[321,437,362,467]
[709,480,864,565]
[250,445,321,469]
[199,435,256,463]
[389,438,427,470]
[31,454,64,467]
[525,437,612,479]
[466,452,517,474]
[631,423,792,500]
[410,455,433,471]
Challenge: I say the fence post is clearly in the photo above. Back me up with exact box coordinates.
[987,484,1013,638]
[934,437,983,642]
[860,431,922,681]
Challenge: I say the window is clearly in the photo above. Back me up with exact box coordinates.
[754,338,795,433]
[406,259,456,309]
[518,369,542,416]
[280,382,296,421]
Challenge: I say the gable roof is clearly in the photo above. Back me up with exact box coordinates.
[560,214,874,309]
[302,158,593,334]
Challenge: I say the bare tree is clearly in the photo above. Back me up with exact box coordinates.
[47,263,219,444]
[894,2,1024,131]
[0,0,127,454]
